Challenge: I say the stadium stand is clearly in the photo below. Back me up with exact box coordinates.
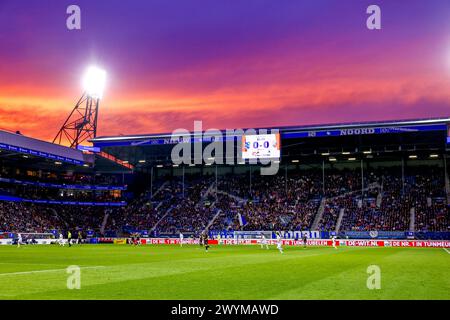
[0,119,449,238]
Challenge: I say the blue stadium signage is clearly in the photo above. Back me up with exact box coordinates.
[0,142,83,165]
[283,124,446,139]
[77,145,101,153]
[0,177,126,191]
[92,123,446,148]
[95,136,236,147]
[0,195,127,207]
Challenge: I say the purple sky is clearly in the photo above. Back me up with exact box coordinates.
[1,0,450,141]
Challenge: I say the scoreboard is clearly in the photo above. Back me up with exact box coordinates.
[242,133,281,159]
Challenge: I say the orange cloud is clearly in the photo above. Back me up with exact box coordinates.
[2,42,450,142]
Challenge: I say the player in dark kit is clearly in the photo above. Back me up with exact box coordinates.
[131,233,138,245]
[77,231,83,244]
[136,233,140,245]
[302,233,308,249]
[202,233,210,252]
[199,233,203,247]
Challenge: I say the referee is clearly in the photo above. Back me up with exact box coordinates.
[68,231,72,247]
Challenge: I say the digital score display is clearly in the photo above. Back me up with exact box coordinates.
[242,133,281,159]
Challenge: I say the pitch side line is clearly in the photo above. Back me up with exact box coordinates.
[0,266,105,277]
[443,248,450,254]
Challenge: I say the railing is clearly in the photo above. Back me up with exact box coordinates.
[0,176,126,190]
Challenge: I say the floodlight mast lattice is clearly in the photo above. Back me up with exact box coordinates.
[53,67,105,148]
[52,93,100,148]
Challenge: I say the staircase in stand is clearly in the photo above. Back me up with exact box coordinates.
[311,197,327,230]
[216,190,246,203]
[100,212,109,235]
[203,209,222,233]
[335,208,345,233]
[150,206,174,233]
[195,181,216,208]
[152,181,168,199]
[409,207,415,232]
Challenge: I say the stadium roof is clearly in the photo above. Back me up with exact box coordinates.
[0,129,87,164]
[89,117,450,170]
[0,129,96,173]
[91,117,450,146]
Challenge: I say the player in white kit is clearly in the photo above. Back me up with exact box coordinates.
[276,232,283,254]
[332,236,337,249]
[17,233,22,248]
[217,234,221,245]
[59,233,65,246]
[260,234,269,249]
[179,232,184,247]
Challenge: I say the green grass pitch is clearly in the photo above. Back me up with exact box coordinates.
[0,244,448,300]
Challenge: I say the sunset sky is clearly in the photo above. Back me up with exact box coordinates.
[1,0,450,142]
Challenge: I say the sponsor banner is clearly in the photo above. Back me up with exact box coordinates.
[93,123,447,148]
[277,231,320,239]
[415,231,450,240]
[219,239,257,245]
[0,142,83,165]
[98,238,115,244]
[139,238,450,248]
[383,240,450,248]
[308,239,333,246]
[94,135,238,148]
[208,230,239,239]
[283,124,446,139]
[208,230,321,239]
[140,238,199,245]
[340,231,406,239]
[344,240,383,247]
[2,237,448,248]
[334,239,450,248]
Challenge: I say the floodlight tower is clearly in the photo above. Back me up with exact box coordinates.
[53,66,106,148]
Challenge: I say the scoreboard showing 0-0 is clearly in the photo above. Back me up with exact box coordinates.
[242,133,281,159]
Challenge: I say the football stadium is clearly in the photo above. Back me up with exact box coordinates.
[0,0,449,306]
[0,117,449,300]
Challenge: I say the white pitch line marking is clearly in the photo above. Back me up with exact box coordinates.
[0,262,67,266]
[443,248,450,254]
[0,266,105,277]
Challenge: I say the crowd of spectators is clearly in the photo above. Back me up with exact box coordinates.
[0,166,121,186]
[318,168,449,232]
[0,202,105,233]
[0,166,448,235]
[0,170,125,203]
